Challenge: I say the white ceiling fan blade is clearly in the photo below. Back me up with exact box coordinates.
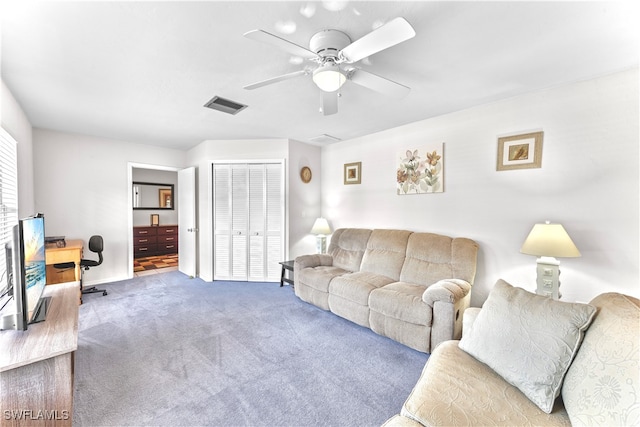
[322,91,338,116]
[349,69,411,98]
[339,17,416,64]
[244,70,307,90]
[244,29,319,60]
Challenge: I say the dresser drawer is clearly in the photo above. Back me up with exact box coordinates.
[134,226,157,237]
[134,244,157,256]
[157,242,178,255]
[134,235,157,245]
[158,235,177,244]
[158,226,178,236]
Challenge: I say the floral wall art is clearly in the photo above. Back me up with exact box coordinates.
[396,144,444,194]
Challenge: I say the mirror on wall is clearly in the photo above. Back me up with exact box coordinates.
[133,182,174,210]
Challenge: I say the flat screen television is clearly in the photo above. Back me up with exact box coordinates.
[0,214,49,331]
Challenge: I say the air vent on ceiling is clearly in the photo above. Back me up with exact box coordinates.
[310,134,342,144]
[204,96,248,115]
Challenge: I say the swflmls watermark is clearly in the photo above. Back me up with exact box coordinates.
[3,409,70,421]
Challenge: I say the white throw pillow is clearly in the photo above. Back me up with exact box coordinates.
[459,279,597,413]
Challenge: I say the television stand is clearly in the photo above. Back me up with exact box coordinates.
[0,282,79,426]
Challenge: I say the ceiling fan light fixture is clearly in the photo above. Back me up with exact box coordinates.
[312,62,346,92]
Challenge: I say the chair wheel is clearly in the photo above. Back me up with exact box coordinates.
[103,291,108,296]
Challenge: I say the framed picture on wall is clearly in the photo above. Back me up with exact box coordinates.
[497,131,543,171]
[396,144,444,195]
[344,162,362,185]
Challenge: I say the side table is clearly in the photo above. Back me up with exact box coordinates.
[279,260,294,287]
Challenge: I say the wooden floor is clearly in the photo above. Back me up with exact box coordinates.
[134,254,178,277]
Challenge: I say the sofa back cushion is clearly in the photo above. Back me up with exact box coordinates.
[327,228,372,272]
[459,280,597,414]
[400,233,478,285]
[562,292,640,426]
[360,229,412,281]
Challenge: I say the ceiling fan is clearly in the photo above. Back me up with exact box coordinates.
[243,17,416,115]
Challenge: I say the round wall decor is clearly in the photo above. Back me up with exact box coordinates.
[300,166,312,183]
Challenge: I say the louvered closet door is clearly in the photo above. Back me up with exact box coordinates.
[213,164,231,279]
[213,164,249,281]
[231,165,249,280]
[213,162,283,282]
[264,163,283,281]
[248,164,265,280]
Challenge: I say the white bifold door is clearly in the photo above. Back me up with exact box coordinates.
[213,162,284,282]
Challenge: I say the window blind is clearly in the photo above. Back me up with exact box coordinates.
[0,128,18,293]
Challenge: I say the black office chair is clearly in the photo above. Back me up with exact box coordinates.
[54,235,107,302]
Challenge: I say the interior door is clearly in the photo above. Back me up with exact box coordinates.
[178,167,197,277]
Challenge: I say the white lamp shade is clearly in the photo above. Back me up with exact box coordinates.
[310,217,332,235]
[520,222,581,258]
[312,63,346,92]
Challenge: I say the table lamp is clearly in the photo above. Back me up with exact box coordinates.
[311,217,332,254]
[520,221,581,299]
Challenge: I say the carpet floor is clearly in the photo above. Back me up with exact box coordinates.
[73,271,429,426]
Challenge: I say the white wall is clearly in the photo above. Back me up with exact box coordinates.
[9,69,638,303]
[33,129,187,284]
[185,138,322,281]
[321,68,639,306]
[288,139,322,259]
[1,79,34,217]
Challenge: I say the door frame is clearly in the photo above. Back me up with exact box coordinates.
[127,162,181,278]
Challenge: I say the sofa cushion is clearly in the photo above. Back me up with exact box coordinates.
[327,228,372,272]
[562,293,640,426]
[360,229,412,281]
[329,271,396,305]
[459,279,597,413]
[402,340,571,426]
[381,414,424,427]
[399,233,478,286]
[296,265,350,293]
[328,271,397,327]
[369,282,431,326]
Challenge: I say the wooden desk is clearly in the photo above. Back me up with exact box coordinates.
[0,282,79,426]
[45,239,83,285]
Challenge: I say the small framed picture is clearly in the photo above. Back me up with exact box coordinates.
[497,131,543,171]
[150,214,159,226]
[344,162,362,185]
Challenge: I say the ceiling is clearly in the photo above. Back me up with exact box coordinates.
[1,1,638,150]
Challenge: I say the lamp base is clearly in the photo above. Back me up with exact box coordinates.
[316,235,327,254]
[535,256,561,299]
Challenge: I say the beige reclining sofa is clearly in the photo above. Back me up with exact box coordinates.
[384,280,640,426]
[293,228,479,353]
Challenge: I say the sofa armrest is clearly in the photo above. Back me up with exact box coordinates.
[423,279,472,350]
[462,307,481,338]
[422,279,471,306]
[294,254,333,270]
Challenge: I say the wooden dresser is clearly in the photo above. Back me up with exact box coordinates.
[133,225,178,258]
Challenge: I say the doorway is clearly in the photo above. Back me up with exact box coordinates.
[130,165,180,277]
